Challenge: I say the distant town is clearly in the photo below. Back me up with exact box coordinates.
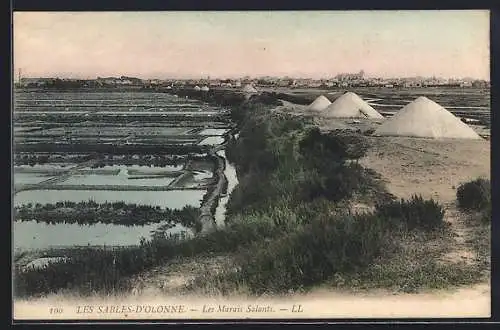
[15,70,490,89]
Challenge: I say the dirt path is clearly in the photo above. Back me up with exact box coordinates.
[439,203,477,265]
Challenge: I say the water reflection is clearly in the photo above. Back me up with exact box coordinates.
[13,221,192,251]
[214,150,239,227]
[14,189,206,209]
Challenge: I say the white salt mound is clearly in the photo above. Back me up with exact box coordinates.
[193,85,201,91]
[322,92,384,119]
[307,95,332,112]
[373,96,482,139]
[201,86,210,92]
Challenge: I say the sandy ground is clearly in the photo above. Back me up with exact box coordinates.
[359,136,490,202]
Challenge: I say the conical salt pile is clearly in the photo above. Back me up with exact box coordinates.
[201,86,210,92]
[193,85,201,91]
[322,92,384,119]
[242,84,258,93]
[373,96,482,139]
[307,95,332,111]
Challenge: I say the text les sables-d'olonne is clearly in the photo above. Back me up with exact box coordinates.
[76,304,187,314]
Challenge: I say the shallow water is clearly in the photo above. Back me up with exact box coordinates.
[198,128,230,136]
[14,173,54,185]
[78,164,183,174]
[214,150,239,227]
[15,164,76,171]
[57,174,177,187]
[13,221,192,250]
[198,136,225,146]
[14,189,206,209]
[193,171,213,181]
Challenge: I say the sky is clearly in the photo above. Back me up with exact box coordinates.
[13,10,490,80]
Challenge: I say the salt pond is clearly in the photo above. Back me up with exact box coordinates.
[14,189,206,209]
[13,221,192,251]
[15,164,76,171]
[78,164,183,174]
[126,164,183,173]
[57,174,177,187]
[198,136,225,146]
[194,171,213,181]
[198,128,230,136]
[41,126,191,136]
[14,173,54,185]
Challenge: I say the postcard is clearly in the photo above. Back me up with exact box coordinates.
[12,10,491,321]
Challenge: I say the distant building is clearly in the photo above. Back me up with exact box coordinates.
[147,79,162,85]
[471,80,489,88]
[335,70,365,81]
[96,76,143,86]
[19,78,54,87]
[96,77,118,85]
[403,82,422,88]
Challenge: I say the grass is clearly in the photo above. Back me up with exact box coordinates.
[349,228,483,293]
[462,202,491,274]
[468,222,491,273]
[186,221,486,296]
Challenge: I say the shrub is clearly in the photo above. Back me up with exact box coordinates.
[456,178,491,211]
[375,195,446,231]
[225,171,278,216]
[233,213,390,294]
[298,127,369,165]
[296,162,384,204]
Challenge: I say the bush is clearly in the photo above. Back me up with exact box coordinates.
[296,162,385,204]
[375,195,446,231]
[298,127,369,165]
[233,213,390,294]
[456,178,491,211]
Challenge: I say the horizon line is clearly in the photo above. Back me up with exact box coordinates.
[15,74,490,81]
